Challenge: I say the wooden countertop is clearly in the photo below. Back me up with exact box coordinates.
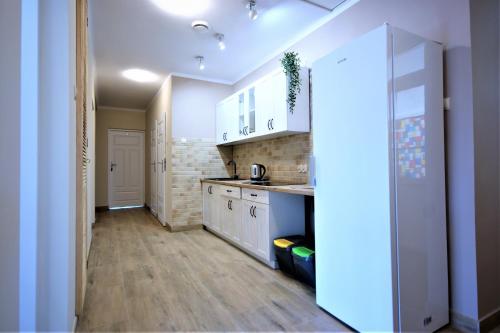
[201,179,314,197]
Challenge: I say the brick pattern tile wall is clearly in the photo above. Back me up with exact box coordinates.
[170,138,232,227]
[232,133,312,183]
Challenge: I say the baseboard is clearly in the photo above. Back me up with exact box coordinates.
[451,311,479,333]
[95,206,108,212]
[480,307,500,332]
[163,220,203,232]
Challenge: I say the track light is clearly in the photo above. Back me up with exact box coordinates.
[247,0,258,20]
[215,33,226,50]
[195,56,205,70]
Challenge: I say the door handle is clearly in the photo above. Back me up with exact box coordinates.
[110,162,117,172]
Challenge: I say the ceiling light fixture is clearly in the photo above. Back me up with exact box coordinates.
[215,33,226,50]
[122,68,159,83]
[247,0,258,20]
[151,0,211,17]
[191,20,210,33]
[195,56,205,70]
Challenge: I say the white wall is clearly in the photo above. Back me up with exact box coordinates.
[36,0,77,330]
[234,0,479,322]
[171,76,232,139]
[470,0,500,320]
[0,1,21,331]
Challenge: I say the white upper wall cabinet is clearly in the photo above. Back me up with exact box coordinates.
[216,68,310,145]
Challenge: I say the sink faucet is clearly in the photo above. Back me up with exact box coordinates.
[227,160,238,179]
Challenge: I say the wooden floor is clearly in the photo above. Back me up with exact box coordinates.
[76,208,351,332]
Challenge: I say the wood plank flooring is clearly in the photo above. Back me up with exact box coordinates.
[76,208,350,332]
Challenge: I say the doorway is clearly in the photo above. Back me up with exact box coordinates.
[107,129,145,209]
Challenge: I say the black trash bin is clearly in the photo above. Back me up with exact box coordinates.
[273,235,305,276]
[292,246,315,287]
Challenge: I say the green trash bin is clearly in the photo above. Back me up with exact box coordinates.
[292,246,315,287]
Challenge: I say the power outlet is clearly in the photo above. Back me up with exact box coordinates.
[297,164,308,173]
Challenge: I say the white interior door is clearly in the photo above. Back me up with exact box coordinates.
[150,124,157,215]
[156,115,166,224]
[107,130,145,209]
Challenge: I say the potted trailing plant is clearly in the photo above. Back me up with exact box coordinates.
[280,51,302,114]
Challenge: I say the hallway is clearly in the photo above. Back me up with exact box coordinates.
[77,209,349,332]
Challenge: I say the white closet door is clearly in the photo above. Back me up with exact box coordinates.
[107,130,145,209]
[156,115,166,225]
[150,124,157,215]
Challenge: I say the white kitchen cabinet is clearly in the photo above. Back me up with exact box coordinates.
[202,183,219,232]
[241,200,269,260]
[253,202,270,260]
[216,67,310,145]
[241,200,258,251]
[216,95,238,145]
[219,194,242,244]
[237,87,257,139]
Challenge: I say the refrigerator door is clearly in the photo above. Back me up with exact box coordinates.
[391,28,449,331]
[312,25,397,331]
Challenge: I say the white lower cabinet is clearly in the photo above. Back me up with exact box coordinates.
[220,194,242,244]
[202,183,219,232]
[241,200,261,253]
[202,183,305,268]
[253,202,270,260]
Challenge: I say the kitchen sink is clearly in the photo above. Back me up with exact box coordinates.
[204,177,241,181]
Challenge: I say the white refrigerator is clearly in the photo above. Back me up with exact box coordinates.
[312,24,448,332]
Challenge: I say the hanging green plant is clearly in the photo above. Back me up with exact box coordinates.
[280,51,302,114]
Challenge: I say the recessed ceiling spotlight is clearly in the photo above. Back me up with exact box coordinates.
[247,0,258,20]
[122,68,159,83]
[191,20,210,33]
[195,56,205,70]
[151,0,211,17]
[215,33,226,50]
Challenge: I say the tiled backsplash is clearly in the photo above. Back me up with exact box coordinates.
[171,138,232,227]
[169,134,311,228]
[232,133,312,183]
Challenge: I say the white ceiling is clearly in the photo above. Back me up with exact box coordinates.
[89,0,346,109]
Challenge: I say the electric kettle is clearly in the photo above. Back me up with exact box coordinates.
[251,163,266,180]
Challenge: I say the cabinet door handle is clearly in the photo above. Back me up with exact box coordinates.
[227,200,230,210]
[252,206,256,218]
[249,205,253,217]
[267,119,271,130]
[271,118,274,130]
[229,200,233,210]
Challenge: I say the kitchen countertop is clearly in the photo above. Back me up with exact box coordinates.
[201,179,314,197]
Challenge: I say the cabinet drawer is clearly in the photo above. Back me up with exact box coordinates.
[242,188,269,204]
[219,185,241,199]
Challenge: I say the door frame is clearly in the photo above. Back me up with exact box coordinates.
[107,129,145,209]
[150,121,158,215]
[156,115,167,225]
